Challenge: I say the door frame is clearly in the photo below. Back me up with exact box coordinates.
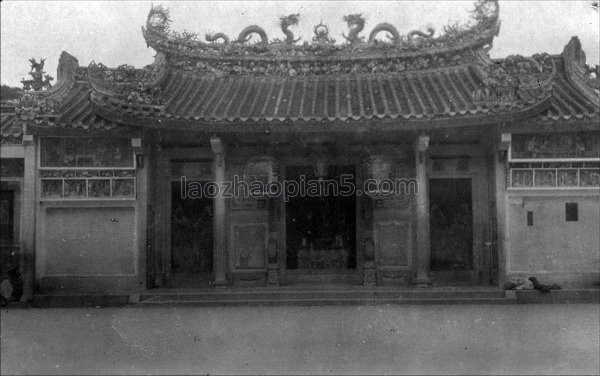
[154,147,214,287]
[278,155,364,285]
[427,157,491,285]
[0,185,20,270]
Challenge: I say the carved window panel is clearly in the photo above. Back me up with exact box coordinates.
[39,137,137,200]
[375,222,411,267]
[232,223,267,269]
[41,180,63,199]
[88,180,111,198]
[580,169,600,187]
[510,169,534,188]
[557,169,578,187]
[534,169,556,187]
[112,179,136,198]
[41,137,134,168]
[40,171,136,200]
[64,179,87,198]
[509,163,600,189]
[510,132,600,161]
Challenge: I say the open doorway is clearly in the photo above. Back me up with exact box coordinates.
[429,178,474,284]
[170,180,213,287]
[285,165,356,276]
[1,189,19,270]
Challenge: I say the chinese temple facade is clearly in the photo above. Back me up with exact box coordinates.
[1,0,599,301]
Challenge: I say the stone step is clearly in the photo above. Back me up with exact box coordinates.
[27,289,598,308]
[138,289,509,305]
[138,297,514,307]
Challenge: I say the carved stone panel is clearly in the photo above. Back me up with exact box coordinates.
[375,221,411,267]
[232,223,267,269]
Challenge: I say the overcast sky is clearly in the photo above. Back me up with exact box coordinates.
[1,1,599,87]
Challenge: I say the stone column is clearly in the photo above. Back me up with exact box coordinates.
[363,196,376,287]
[267,196,280,286]
[496,133,511,286]
[20,134,36,302]
[414,134,431,287]
[210,137,227,287]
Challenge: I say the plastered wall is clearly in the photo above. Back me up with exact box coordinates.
[506,194,600,287]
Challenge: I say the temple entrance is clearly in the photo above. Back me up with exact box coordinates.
[284,165,357,284]
[169,180,213,288]
[0,190,18,270]
[429,178,475,284]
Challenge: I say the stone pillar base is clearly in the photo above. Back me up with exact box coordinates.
[267,268,279,286]
[363,261,376,286]
[414,277,432,288]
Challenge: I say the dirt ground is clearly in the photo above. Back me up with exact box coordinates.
[1,303,598,375]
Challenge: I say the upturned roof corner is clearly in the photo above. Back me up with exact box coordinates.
[563,36,600,106]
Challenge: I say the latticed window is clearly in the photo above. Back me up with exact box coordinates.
[39,137,136,199]
[508,132,600,189]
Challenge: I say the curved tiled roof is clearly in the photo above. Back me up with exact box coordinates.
[155,66,550,123]
[8,52,120,136]
[1,103,22,144]
[52,83,117,130]
[85,46,558,130]
[8,9,598,137]
[539,61,599,122]
[531,39,599,124]
[81,2,565,130]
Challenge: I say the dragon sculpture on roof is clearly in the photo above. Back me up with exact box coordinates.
[342,14,366,45]
[139,0,500,73]
[21,58,54,91]
[279,13,301,44]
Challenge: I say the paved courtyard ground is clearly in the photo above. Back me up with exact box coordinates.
[1,304,598,375]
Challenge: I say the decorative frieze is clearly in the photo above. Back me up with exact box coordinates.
[474,53,556,107]
[39,137,137,200]
[40,174,135,199]
[509,167,600,188]
[510,132,600,160]
[169,49,479,76]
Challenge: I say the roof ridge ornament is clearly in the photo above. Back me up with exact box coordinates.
[312,21,335,45]
[279,14,301,44]
[342,14,366,45]
[473,53,555,108]
[142,0,500,60]
[205,32,230,45]
[235,25,269,46]
[21,58,54,91]
[368,23,400,44]
[87,60,167,106]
